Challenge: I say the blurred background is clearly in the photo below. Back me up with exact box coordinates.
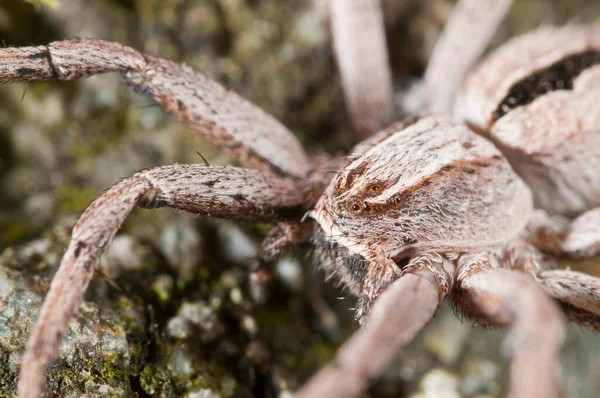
[1,0,600,397]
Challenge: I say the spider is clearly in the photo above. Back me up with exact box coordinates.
[2,0,600,397]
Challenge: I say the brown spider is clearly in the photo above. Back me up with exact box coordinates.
[2,0,600,397]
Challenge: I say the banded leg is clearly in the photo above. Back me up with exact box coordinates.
[537,269,600,331]
[330,0,393,140]
[18,164,306,398]
[0,40,310,178]
[295,272,440,398]
[454,269,565,398]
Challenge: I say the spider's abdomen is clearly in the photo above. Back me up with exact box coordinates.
[456,24,600,216]
[311,115,532,265]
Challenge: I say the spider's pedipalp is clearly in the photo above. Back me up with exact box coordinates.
[18,164,308,398]
[330,0,393,140]
[0,40,311,178]
[454,269,565,398]
[258,222,315,264]
[537,269,600,331]
[296,272,439,398]
[249,221,316,302]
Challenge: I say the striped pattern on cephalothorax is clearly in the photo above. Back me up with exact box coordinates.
[311,116,532,281]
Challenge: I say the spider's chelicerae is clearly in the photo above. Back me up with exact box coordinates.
[2,0,600,397]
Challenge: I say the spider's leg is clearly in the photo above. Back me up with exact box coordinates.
[249,221,315,301]
[454,268,565,398]
[295,273,439,398]
[525,207,600,258]
[297,253,454,398]
[0,40,310,178]
[330,0,393,140]
[18,164,306,398]
[561,207,600,258]
[405,0,513,114]
[537,269,600,331]
[258,222,315,264]
[524,209,569,255]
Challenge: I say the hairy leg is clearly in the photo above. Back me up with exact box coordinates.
[0,40,310,178]
[258,222,315,264]
[561,207,600,258]
[524,209,568,255]
[249,221,315,301]
[296,253,455,398]
[295,272,439,398]
[250,221,343,338]
[404,0,513,114]
[524,207,600,258]
[454,269,565,398]
[18,164,306,398]
[330,0,393,140]
[537,269,600,331]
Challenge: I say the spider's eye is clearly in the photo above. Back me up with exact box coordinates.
[351,203,361,212]
[362,202,371,211]
[394,197,403,205]
[371,185,379,192]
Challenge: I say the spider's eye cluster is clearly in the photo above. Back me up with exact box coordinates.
[363,183,382,195]
[349,201,371,213]
[345,183,385,214]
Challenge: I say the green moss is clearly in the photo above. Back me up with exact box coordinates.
[152,275,175,304]
[56,185,97,213]
[139,363,175,396]
[0,351,18,397]
[23,0,60,7]
[254,297,339,384]
[2,224,29,244]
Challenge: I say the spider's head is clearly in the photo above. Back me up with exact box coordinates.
[309,115,533,294]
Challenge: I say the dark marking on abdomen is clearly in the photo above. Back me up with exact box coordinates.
[27,52,48,60]
[492,50,600,122]
[17,67,38,75]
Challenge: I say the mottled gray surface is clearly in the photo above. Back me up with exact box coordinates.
[1,0,600,397]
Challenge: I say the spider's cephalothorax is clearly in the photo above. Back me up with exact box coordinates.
[313,116,530,261]
[311,115,532,314]
[3,1,600,398]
